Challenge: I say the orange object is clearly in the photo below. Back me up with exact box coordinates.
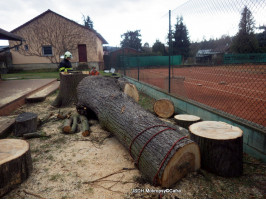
[90,70,99,76]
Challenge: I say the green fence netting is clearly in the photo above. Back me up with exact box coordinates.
[119,55,182,68]
[224,53,266,64]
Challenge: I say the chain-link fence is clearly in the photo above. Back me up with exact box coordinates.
[117,0,266,130]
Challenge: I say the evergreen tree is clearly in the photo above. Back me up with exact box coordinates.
[120,30,142,50]
[231,6,259,53]
[172,16,190,59]
[82,15,94,29]
[152,40,166,55]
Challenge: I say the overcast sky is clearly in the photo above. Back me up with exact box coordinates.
[0,0,265,47]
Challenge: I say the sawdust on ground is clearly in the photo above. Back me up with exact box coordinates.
[3,92,265,199]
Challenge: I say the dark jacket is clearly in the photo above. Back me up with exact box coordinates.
[59,59,72,72]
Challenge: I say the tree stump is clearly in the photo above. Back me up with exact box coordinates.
[52,72,89,107]
[174,114,201,129]
[77,76,200,187]
[189,121,243,177]
[14,112,38,137]
[0,139,32,197]
[153,99,175,118]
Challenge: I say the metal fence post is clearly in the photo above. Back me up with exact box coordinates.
[168,10,172,93]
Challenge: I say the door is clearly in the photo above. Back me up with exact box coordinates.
[78,44,87,62]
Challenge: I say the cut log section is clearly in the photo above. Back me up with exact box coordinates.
[71,114,79,133]
[14,112,38,137]
[79,115,90,137]
[117,78,139,102]
[153,99,175,118]
[22,132,50,139]
[77,76,200,187]
[52,72,89,107]
[124,83,139,102]
[0,139,32,197]
[174,114,201,129]
[189,121,243,177]
[62,118,72,134]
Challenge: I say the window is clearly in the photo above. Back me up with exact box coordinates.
[24,45,29,51]
[42,46,53,56]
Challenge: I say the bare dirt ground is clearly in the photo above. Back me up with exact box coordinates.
[3,92,266,199]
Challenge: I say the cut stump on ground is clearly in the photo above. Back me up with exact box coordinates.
[153,99,175,118]
[77,76,200,187]
[14,112,38,137]
[0,139,32,197]
[174,114,201,129]
[52,72,89,107]
[189,121,243,177]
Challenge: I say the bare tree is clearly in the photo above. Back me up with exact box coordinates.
[12,12,89,64]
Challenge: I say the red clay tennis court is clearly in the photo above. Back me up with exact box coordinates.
[123,64,265,127]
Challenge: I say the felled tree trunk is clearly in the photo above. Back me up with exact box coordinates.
[189,121,243,177]
[52,72,89,107]
[77,76,200,187]
[0,139,32,197]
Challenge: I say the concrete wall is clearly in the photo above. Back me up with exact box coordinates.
[126,77,266,162]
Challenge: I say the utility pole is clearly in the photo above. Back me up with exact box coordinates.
[168,10,172,93]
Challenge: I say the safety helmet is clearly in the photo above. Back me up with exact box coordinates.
[64,51,72,59]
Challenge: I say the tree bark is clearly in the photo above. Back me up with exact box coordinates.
[22,131,50,139]
[0,139,32,197]
[77,76,200,187]
[153,99,175,118]
[71,114,79,133]
[189,121,243,177]
[14,112,38,137]
[52,72,89,107]
[174,114,201,129]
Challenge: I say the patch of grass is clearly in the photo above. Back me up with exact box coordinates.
[49,174,62,182]
[46,154,54,161]
[52,136,67,144]
[40,143,50,149]
[2,71,59,80]
[87,187,94,194]
[138,92,156,113]
[32,157,40,163]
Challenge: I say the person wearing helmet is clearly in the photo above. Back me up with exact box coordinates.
[59,51,73,72]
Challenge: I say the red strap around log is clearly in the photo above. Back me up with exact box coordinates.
[136,127,175,168]
[152,136,188,186]
[129,125,171,158]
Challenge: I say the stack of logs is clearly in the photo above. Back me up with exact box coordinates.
[152,96,243,178]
